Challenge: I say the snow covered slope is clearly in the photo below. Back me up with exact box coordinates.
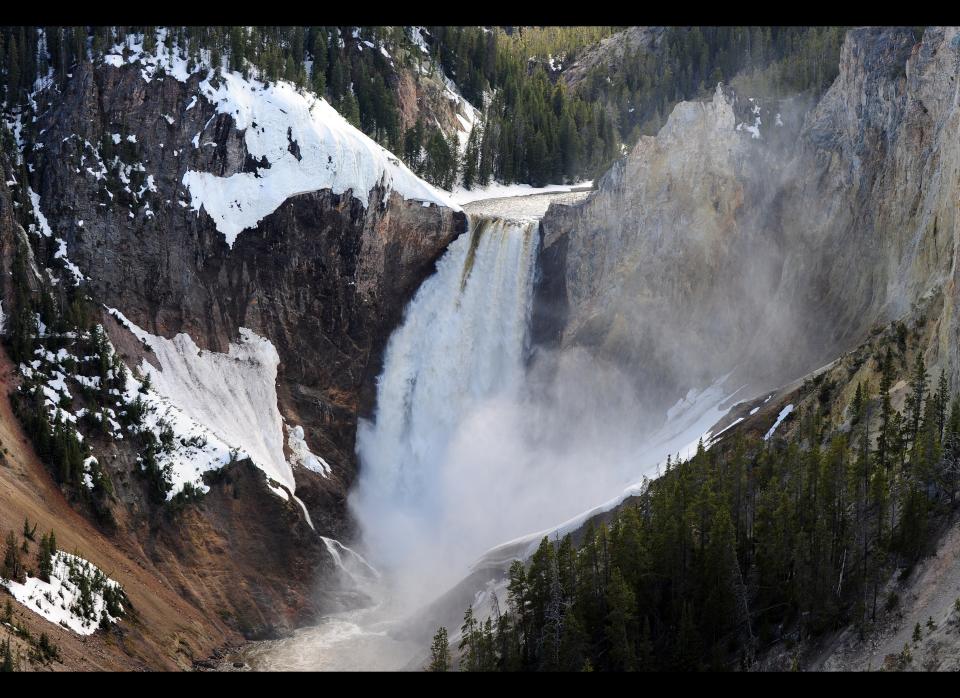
[182,71,460,246]
[100,29,460,248]
[107,309,303,503]
[1,551,124,636]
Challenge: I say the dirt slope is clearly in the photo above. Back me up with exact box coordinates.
[0,346,237,671]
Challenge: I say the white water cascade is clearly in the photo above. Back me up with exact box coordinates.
[352,215,540,592]
[241,194,744,671]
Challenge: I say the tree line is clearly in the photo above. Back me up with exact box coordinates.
[575,27,850,147]
[0,26,623,189]
[431,331,960,671]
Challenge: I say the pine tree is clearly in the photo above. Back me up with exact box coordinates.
[37,532,53,582]
[941,398,960,507]
[6,35,20,104]
[506,559,529,665]
[907,353,928,452]
[340,90,360,128]
[22,517,35,541]
[878,350,895,471]
[1,637,14,672]
[461,125,480,190]
[427,626,449,671]
[936,371,948,442]
[1,530,25,583]
[458,606,479,671]
[605,567,636,670]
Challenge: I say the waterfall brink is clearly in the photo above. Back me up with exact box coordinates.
[353,215,540,582]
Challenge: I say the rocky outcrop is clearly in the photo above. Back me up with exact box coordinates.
[538,27,960,419]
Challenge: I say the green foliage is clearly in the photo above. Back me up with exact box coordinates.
[137,429,173,504]
[1,636,15,672]
[0,26,860,189]
[21,517,36,541]
[36,531,53,582]
[31,632,60,665]
[167,481,204,513]
[1,530,26,583]
[428,626,450,671]
[577,27,848,149]
[61,552,127,626]
[450,347,959,670]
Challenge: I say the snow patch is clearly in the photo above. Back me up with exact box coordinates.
[764,404,794,440]
[108,309,296,500]
[286,424,332,477]
[1,551,123,636]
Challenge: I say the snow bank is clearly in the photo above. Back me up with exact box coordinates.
[182,70,459,247]
[287,424,332,477]
[103,28,193,83]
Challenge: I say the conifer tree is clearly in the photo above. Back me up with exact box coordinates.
[37,531,52,582]
[428,626,449,671]
[1,530,25,583]
[1,637,14,672]
[907,353,928,452]
[458,606,479,671]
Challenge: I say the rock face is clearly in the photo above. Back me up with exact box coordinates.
[538,27,960,418]
[28,59,466,533]
[0,55,465,652]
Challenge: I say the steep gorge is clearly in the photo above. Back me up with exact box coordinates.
[4,24,960,672]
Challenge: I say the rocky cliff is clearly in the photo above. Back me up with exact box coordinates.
[0,48,465,663]
[27,58,465,530]
[538,26,960,421]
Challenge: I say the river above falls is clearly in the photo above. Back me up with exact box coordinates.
[461,187,592,219]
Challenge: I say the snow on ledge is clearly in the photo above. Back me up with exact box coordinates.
[182,70,460,247]
[286,424,332,477]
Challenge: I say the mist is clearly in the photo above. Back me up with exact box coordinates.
[346,89,833,623]
[348,216,741,613]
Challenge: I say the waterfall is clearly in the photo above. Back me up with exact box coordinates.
[320,537,381,585]
[352,215,540,578]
